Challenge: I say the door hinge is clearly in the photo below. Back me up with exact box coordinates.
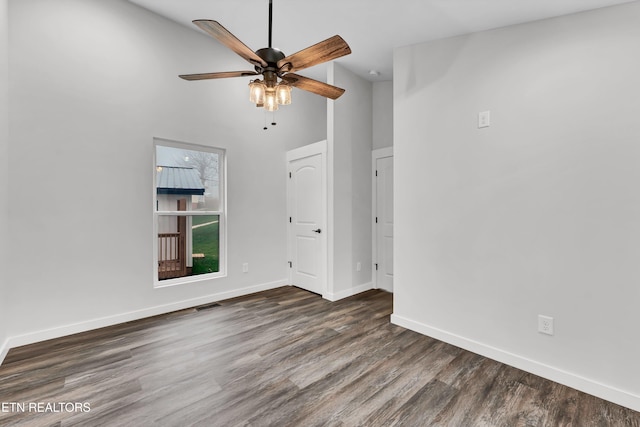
[288,261,292,268]
[375,263,378,271]
[375,170,378,177]
[289,217,292,223]
[375,217,378,223]
[289,172,292,178]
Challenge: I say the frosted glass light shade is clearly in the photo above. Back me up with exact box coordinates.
[275,84,291,105]
[249,80,266,104]
[264,90,278,111]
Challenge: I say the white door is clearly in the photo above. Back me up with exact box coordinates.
[287,142,326,295]
[375,155,394,292]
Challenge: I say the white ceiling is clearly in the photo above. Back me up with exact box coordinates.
[128,0,636,82]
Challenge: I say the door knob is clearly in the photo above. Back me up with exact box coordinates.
[312,228,322,234]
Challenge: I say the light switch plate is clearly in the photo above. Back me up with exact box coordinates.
[478,110,490,128]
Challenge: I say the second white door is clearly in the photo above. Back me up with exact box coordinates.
[375,155,394,292]
[287,143,326,295]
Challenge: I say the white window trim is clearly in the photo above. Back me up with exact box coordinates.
[152,137,227,288]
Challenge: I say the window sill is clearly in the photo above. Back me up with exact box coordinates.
[154,271,227,289]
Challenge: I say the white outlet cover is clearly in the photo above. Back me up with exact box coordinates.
[538,315,554,335]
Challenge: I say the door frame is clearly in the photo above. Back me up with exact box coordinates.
[372,146,393,290]
[286,140,329,298]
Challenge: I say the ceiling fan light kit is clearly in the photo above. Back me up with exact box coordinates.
[179,0,351,123]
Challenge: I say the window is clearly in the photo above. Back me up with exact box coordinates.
[153,139,226,286]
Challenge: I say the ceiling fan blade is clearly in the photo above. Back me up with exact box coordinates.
[193,20,268,68]
[277,35,351,73]
[179,71,259,81]
[281,73,345,100]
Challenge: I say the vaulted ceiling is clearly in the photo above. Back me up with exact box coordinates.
[128,0,636,82]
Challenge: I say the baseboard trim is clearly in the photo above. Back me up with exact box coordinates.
[390,313,640,413]
[1,279,287,365]
[324,282,374,302]
[0,337,9,366]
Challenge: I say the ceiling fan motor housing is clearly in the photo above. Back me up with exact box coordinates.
[255,47,287,86]
[255,47,285,64]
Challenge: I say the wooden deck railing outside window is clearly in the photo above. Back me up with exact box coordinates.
[158,232,186,279]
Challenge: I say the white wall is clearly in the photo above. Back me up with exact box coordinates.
[327,63,373,299]
[372,81,393,149]
[393,2,640,411]
[5,0,326,348]
[0,0,9,360]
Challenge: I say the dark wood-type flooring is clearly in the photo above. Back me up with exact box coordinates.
[1,287,639,426]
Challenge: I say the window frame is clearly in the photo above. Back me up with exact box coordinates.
[152,138,227,288]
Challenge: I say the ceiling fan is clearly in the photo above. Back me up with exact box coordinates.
[179,0,351,112]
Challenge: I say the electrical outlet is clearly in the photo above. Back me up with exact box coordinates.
[538,315,554,335]
[242,263,249,273]
[356,262,362,272]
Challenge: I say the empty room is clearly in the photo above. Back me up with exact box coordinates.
[1,0,640,425]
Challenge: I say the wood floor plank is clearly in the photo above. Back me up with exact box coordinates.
[0,286,638,426]
[431,357,504,426]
